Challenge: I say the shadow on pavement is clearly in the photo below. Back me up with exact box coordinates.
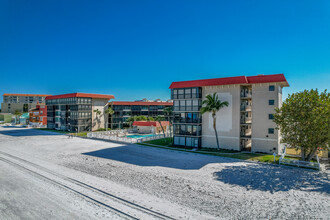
[213,164,330,194]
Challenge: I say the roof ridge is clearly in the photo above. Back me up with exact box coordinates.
[169,73,288,89]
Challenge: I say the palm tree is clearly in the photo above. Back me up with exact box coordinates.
[93,109,102,129]
[155,115,166,139]
[164,106,173,143]
[105,106,114,131]
[200,93,229,150]
[14,110,22,124]
[125,116,135,128]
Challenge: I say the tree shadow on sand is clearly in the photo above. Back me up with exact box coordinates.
[213,164,330,194]
[83,144,237,170]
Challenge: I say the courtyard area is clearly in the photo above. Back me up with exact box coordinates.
[0,126,329,219]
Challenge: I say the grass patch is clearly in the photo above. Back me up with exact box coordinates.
[34,128,87,137]
[143,138,236,153]
[144,138,173,147]
[75,132,87,137]
[140,138,303,164]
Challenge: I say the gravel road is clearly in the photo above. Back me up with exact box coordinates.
[0,126,329,219]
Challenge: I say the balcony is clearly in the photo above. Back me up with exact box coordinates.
[240,131,252,137]
[240,117,252,124]
[240,92,252,99]
[240,105,252,111]
[240,139,252,151]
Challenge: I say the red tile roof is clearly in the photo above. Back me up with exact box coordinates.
[111,101,173,106]
[132,121,170,127]
[246,74,288,84]
[3,94,51,97]
[46,93,115,100]
[169,74,289,89]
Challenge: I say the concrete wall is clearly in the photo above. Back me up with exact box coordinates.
[201,85,241,151]
[251,83,281,154]
[91,98,108,131]
[136,126,154,134]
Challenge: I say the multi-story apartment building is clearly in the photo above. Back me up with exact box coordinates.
[29,104,47,126]
[46,93,115,132]
[169,74,289,154]
[109,101,173,129]
[1,94,51,113]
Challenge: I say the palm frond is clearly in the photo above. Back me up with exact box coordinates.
[200,92,229,114]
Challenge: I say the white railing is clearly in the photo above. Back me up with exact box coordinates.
[28,124,47,128]
[279,154,321,170]
[86,129,170,144]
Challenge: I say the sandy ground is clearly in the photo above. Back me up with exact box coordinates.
[0,161,123,220]
[0,127,329,219]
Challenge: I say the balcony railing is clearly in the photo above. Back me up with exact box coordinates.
[240,105,252,111]
[173,106,201,111]
[174,118,202,124]
[240,117,252,124]
[240,91,252,98]
[240,131,252,137]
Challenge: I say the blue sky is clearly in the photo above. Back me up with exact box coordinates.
[0,0,329,103]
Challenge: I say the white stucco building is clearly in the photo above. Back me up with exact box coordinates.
[169,73,289,154]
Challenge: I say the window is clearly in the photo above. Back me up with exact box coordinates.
[180,125,186,135]
[192,126,197,135]
[192,113,197,123]
[269,85,275,91]
[186,100,192,111]
[192,88,197,98]
[192,137,200,147]
[172,89,177,99]
[186,137,192,147]
[23,104,28,112]
[174,113,180,123]
[174,125,180,135]
[180,113,185,123]
[269,100,275,105]
[268,114,274,119]
[186,113,192,123]
[179,137,185,146]
[178,89,184,99]
[268,128,274,134]
[179,100,185,111]
[185,88,191,99]
[174,136,180,145]
[192,100,199,111]
[186,125,192,135]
